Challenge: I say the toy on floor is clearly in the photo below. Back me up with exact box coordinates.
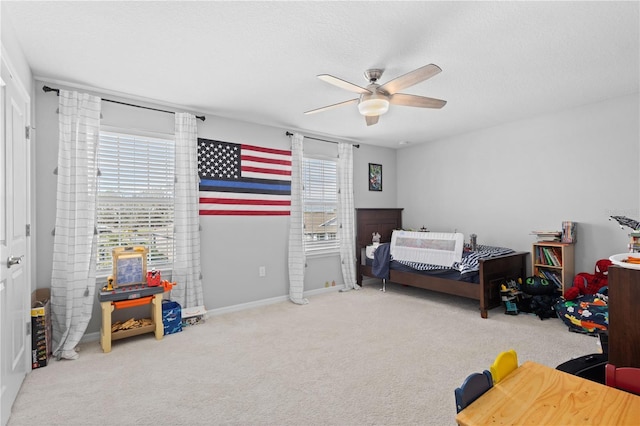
[564,259,612,301]
[518,276,560,320]
[556,258,610,334]
[500,279,522,315]
[556,293,609,334]
[522,275,555,296]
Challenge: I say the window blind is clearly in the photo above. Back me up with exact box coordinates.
[96,131,175,272]
[303,156,339,252]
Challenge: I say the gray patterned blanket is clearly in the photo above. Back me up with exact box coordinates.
[395,244,514,275]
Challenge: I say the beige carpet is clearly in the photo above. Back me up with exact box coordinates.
[8,281,598,426]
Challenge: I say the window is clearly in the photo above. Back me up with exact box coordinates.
[302,156,339,253]
[96,130,175,273]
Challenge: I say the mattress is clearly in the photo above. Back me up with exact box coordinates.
[366,243,515,282]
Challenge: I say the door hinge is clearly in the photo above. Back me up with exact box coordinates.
[25,126,30,140]
[26,224,31,237]
[26,322,31,336]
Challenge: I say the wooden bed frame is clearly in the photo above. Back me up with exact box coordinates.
[356,208,529,318]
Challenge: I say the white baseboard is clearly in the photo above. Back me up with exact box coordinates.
[80,285,347,344]
[207,284,345,317]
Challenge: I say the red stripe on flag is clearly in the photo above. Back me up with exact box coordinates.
[241,166,291,176]
[243,144,291,156]
[200,210,291,216]
[241,154,291,166]
[200,197,290,206]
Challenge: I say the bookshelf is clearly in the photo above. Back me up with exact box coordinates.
[532,242,575,293]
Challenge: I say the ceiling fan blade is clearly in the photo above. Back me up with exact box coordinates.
[318,74,371,94]
[304,98,359,115]
[365,115,379,126]
[390,93,447,109]
[379,64,442,95]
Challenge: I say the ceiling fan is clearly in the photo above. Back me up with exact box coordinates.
[305,64,447,126]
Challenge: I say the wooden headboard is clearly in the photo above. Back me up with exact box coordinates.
[355,208,403,284]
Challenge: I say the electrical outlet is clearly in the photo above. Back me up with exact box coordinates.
[259,266,266,277]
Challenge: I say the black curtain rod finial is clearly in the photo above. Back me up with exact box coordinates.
[42,85,59,95]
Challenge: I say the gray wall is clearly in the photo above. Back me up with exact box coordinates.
[27,80,640,337]
[33,81,398,334]
[397,93,640,274]
[31,82,640,336]
[353,143,397,208]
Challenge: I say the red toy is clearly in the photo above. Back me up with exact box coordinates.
[564,259,612,300]
[147,270,161,287]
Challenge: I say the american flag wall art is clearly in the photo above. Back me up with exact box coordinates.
[198,138,292,216]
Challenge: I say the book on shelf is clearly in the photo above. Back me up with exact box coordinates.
[536,246,561,266]
[531,230,562,242]
[538,269,563,290]
[544,248,557,266]
[561,221,577,243]
[549,247,562,266]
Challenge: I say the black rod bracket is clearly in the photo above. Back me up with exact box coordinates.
[286,131,359,148]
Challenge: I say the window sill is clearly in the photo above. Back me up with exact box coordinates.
[304,248,340,259]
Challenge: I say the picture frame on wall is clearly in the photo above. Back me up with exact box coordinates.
[369,163,382,191]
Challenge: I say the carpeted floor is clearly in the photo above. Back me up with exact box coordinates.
[8,281,599,425]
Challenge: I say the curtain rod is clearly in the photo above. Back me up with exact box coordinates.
[286,131,360,148]
[42,85,206,122]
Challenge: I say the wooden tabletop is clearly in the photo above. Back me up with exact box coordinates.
[456,361,640,425]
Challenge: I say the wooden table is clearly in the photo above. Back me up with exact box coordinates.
[456,361,640,425]
[99,285,165,353]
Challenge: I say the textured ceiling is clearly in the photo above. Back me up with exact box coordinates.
[3,1,639,148]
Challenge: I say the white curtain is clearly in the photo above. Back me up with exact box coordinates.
[51,90,101,360]
[172,113,204,309]
[288,133,308,304]
[338,142,359,291]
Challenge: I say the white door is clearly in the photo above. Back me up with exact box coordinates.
[0,58,31,426]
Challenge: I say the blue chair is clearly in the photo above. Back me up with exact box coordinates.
[454,370,493,413]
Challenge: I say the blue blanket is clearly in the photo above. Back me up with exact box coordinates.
[372,243,391,279]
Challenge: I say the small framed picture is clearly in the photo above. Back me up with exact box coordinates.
[369,163,382,191]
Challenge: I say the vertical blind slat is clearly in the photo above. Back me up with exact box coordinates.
[303,156,339,251]
[96,131,176,271]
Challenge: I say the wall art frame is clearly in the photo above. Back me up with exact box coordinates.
[369,163,382,191]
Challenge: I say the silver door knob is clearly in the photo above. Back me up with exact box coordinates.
[7,255,24,268]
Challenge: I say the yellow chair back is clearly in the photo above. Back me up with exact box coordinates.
[490,349,518,383]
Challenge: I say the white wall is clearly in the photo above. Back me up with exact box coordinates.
[33,82,397,334]
[1,6,33,95]
[397,93,640,274]
[2,3,36,301]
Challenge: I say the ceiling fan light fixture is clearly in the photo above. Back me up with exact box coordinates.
[358,97,389,116]
[358,89,389,117]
